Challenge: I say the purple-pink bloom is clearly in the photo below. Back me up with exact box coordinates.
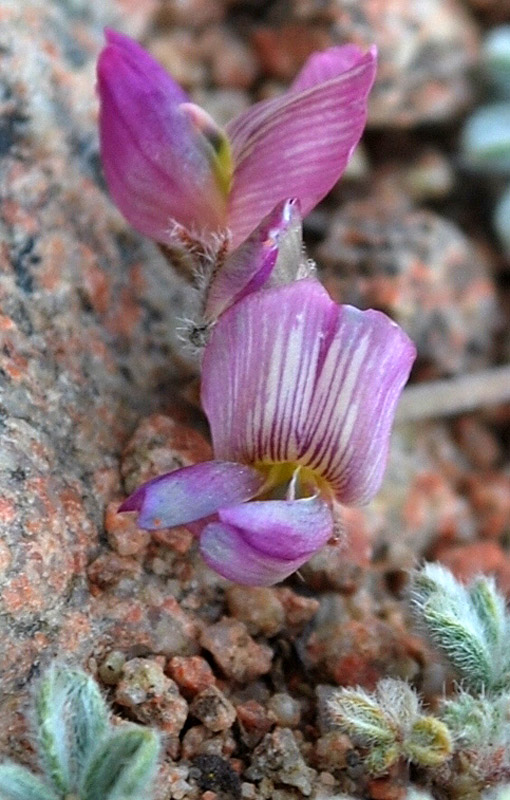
[204,196,306,320]
[97,30,376,250]
[120,280,416,586]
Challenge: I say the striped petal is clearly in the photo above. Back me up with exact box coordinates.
[97,30,228,243]
[300,303,416,504]
[199,496,332,585]
[290,45,373,92]
[119,461,265,529]
[202,280,415,506]
[202,279,328,466]
[226,46,376,248]
[204,198,303,320]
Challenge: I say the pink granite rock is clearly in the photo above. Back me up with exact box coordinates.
[0,0,189,725]
[252,0,479,126]
[319,202,497,376]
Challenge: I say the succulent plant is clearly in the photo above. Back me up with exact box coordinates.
[0,664,160,800]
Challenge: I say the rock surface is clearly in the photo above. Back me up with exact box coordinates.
[251,0,479,126]
[0,0,190,708]
[319,200,497,375]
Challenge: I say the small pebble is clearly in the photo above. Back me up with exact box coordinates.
[319,203,497,376]
[275,588,319,630]
[115,658,188,736]
[87,552,142,589]
[267,693,301,728]
[236,699,274,746]
[246,728,316,796]
[150,31,207,90]
[163,763,192,800]
[98,650,125,686]
[226,586,285,637]
[200,27,258,89]
[168,655,216,698]
[314,731,352,771]
[190,685,237,732]
[182,724,237,760]
[200,619,273,683]
[403,150,454,201]
[193,754,242,800]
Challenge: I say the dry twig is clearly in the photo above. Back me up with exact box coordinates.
[396,365,510,423]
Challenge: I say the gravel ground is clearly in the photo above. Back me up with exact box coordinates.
[1,0,510,797]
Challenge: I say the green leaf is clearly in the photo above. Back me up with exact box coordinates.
[403,716,452,767]
[35,665,109,794]
[80,726,160,800]
[364,743,400,776]
[409,565,493,690]
[326,688,396,746]
[441,692,505,747]
[376,678,420,729]
[469,576,506,651]
[0,763,56,800]
[422,595,492,689]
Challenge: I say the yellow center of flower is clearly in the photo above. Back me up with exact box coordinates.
[253,462,334,503]
[211,134,234,197]
[181,102,233,198]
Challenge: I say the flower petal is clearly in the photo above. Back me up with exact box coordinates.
[102,29,189,104]
[290,45,373,92]
[119,461,265,529]
[202,279,337,465]
[301,303,416,504]
[97,30,228,243]
[226,46,376,247]
[202,280,415,505]
[199,522,312,586]
[204,198,303,320]
[219,496,333,559]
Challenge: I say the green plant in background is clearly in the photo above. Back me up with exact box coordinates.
[326,564,510,797]
[326,678,452,774]
[410,564,508,692]
[0,664,160,800]
[461,25,510,253]
[411,565,510,793]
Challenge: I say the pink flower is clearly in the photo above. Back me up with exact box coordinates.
[97,30,376,251]
[203,196,307,320]
[120,280,415,586]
